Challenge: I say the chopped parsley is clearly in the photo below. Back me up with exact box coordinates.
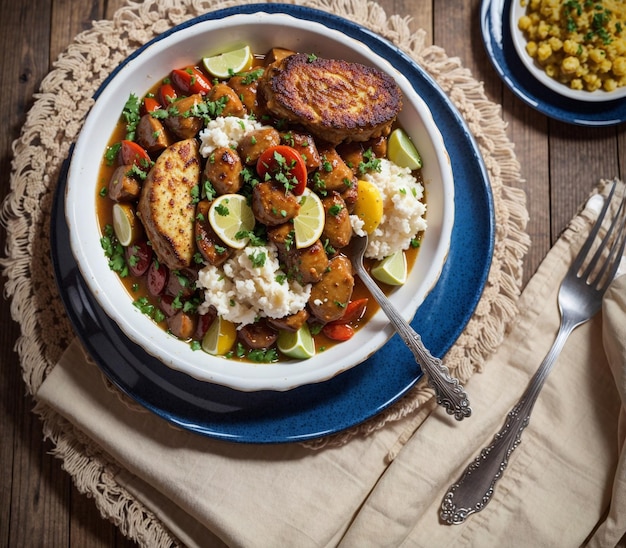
[121,93,141,141]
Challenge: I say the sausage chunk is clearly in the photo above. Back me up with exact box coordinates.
[268,223,329,284]
[136,113,170,154]
[252,181,300,226]
[238,320,278,350]
[207,83,246,118]
[228,68,267,118]
[204,146,243,195]
[195,200,233,266]
[108,164,140,202]
[322,191,352,249]
[264,47,296,66]
[164,94,204,139]
[267,309,309,332]
[308,255,354,323]
[315,146,357,194]
[167,310,197,340]
[238,127,281,165]
[337,136,388,175]
[281,131,321,173]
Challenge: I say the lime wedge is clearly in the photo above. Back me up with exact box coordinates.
[277,323,316,359]
[371,250,407,286]
[293,188,325,249]
[208,193,255,249]
[201,316,237,356]
[112,202,140,246]
[388,128,423,170]
[202,45,253,79]
[353,178,383,234]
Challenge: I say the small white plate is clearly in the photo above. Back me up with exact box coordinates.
[509,0,626,103]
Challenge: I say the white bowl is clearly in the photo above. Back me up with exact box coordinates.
[510,0,626,102]
[66,11,454,392]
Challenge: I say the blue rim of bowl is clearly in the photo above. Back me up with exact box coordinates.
[481,0,626,126]
[52,3,494,443]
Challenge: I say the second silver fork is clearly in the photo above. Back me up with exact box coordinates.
[440,181,626,524]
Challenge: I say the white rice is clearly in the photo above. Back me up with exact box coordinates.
[197,243,311,326]
[198,115,266,157]
[196,117,427,324]
[351,158,427,260]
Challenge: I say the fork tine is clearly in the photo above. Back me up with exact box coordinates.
[602,200,626,286]
[580,183,626,290]
[572,181,617,274]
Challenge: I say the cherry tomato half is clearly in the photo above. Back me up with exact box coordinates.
[171,66,212,95]
[158,83,177,106]
[322,323,354,342]
[337,298,368,324]
[142,96,162,115]
[119,140,151,170]
[256,145,308,195]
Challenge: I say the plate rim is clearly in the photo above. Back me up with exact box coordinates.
[52,3,495,443]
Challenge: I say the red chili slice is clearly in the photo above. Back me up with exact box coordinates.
[256,145,308,195]
[171,66,212,95]
[119,140,151,169]
[322,323,354,342]
[125,240,152,277]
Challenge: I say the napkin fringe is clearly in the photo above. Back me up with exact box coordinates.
[33,400,182,547]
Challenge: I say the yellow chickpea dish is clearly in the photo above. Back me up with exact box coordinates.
[518,0,626,92]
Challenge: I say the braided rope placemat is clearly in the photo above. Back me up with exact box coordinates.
[1,0,529,544]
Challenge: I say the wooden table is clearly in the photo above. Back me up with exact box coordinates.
[1,0,623,545]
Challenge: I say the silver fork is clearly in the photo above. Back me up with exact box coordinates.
[440,181,626,524]
[345,235,471,421]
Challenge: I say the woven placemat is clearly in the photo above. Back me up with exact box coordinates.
[0,0,529,544]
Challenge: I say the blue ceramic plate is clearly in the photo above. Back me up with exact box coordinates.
[51,4,493,443]
[481,0,626,126]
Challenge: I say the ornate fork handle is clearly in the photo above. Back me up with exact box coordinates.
[440,316,577,523]
[356,263,471,420]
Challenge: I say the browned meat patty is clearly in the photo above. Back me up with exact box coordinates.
[260,53,402,145]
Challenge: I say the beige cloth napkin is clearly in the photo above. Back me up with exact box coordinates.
[36,186,626,547]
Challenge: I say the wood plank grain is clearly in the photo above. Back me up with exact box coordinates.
[0,0,621,545]
[50,0,106,61]
[549,124,621,241]
[0,0,59,545]
[503,93,550,284]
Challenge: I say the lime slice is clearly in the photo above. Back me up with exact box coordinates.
[371,250,407,286]
[353,179,383,234]
[112,202,140,246]
[277,323,316,359]
[202,45,253,79]
[388,128,423,170]
[293,188,325,249]
[208,193,255,249]
[201,316,237,356]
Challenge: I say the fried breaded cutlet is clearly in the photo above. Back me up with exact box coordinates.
[259,53,402,145]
